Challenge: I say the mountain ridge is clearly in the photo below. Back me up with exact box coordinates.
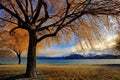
[37,54,120,59]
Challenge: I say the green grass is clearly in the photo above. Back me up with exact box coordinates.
[0,64,120,80]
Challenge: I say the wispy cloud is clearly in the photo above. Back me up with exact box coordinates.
[38,47,73,57]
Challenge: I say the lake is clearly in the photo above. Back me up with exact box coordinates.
[0,58,120,64]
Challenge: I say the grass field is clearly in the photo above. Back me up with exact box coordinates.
[0,64,120,80]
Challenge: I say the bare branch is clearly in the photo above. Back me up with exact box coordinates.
[43,1,49,19]
[29,0,33,17]
[32,0,42,24]
[26,0,29,13]
[9,26,19,35]
[37,25,64,42]
[0,17,18,25]
[9,1,19,16]
[15,0,29,22]
[0,3,23,23]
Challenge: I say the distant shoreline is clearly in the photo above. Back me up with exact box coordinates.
[0,57,120,59]
[0,58,120,65]
[0,63,120,66]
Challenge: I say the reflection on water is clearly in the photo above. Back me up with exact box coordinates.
[0,58,120,64]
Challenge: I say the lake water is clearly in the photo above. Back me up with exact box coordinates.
[0,58,120,64]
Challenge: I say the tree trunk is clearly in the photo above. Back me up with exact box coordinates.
[25,32,37,78]
[18,54,21,64]
[12,49,22,64]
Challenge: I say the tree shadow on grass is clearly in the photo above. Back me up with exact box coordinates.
[1,74,26,80]
[101,64,120,67]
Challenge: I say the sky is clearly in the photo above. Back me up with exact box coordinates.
[37,34,117,57]
[37,37,76,57]
[34,31,118,57]
[36,16,119,57]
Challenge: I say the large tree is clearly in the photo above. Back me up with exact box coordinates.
[0,0,120,78]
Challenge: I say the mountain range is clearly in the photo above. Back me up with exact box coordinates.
[37,54,120,59]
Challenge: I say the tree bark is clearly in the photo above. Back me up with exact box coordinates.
[25,32,37,78]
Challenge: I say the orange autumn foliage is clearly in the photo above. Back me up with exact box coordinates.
[3,23,44,55]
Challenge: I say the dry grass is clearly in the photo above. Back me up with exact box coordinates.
[0,64,120,80]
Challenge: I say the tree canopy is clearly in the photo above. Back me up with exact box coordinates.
[0,0,120,48]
